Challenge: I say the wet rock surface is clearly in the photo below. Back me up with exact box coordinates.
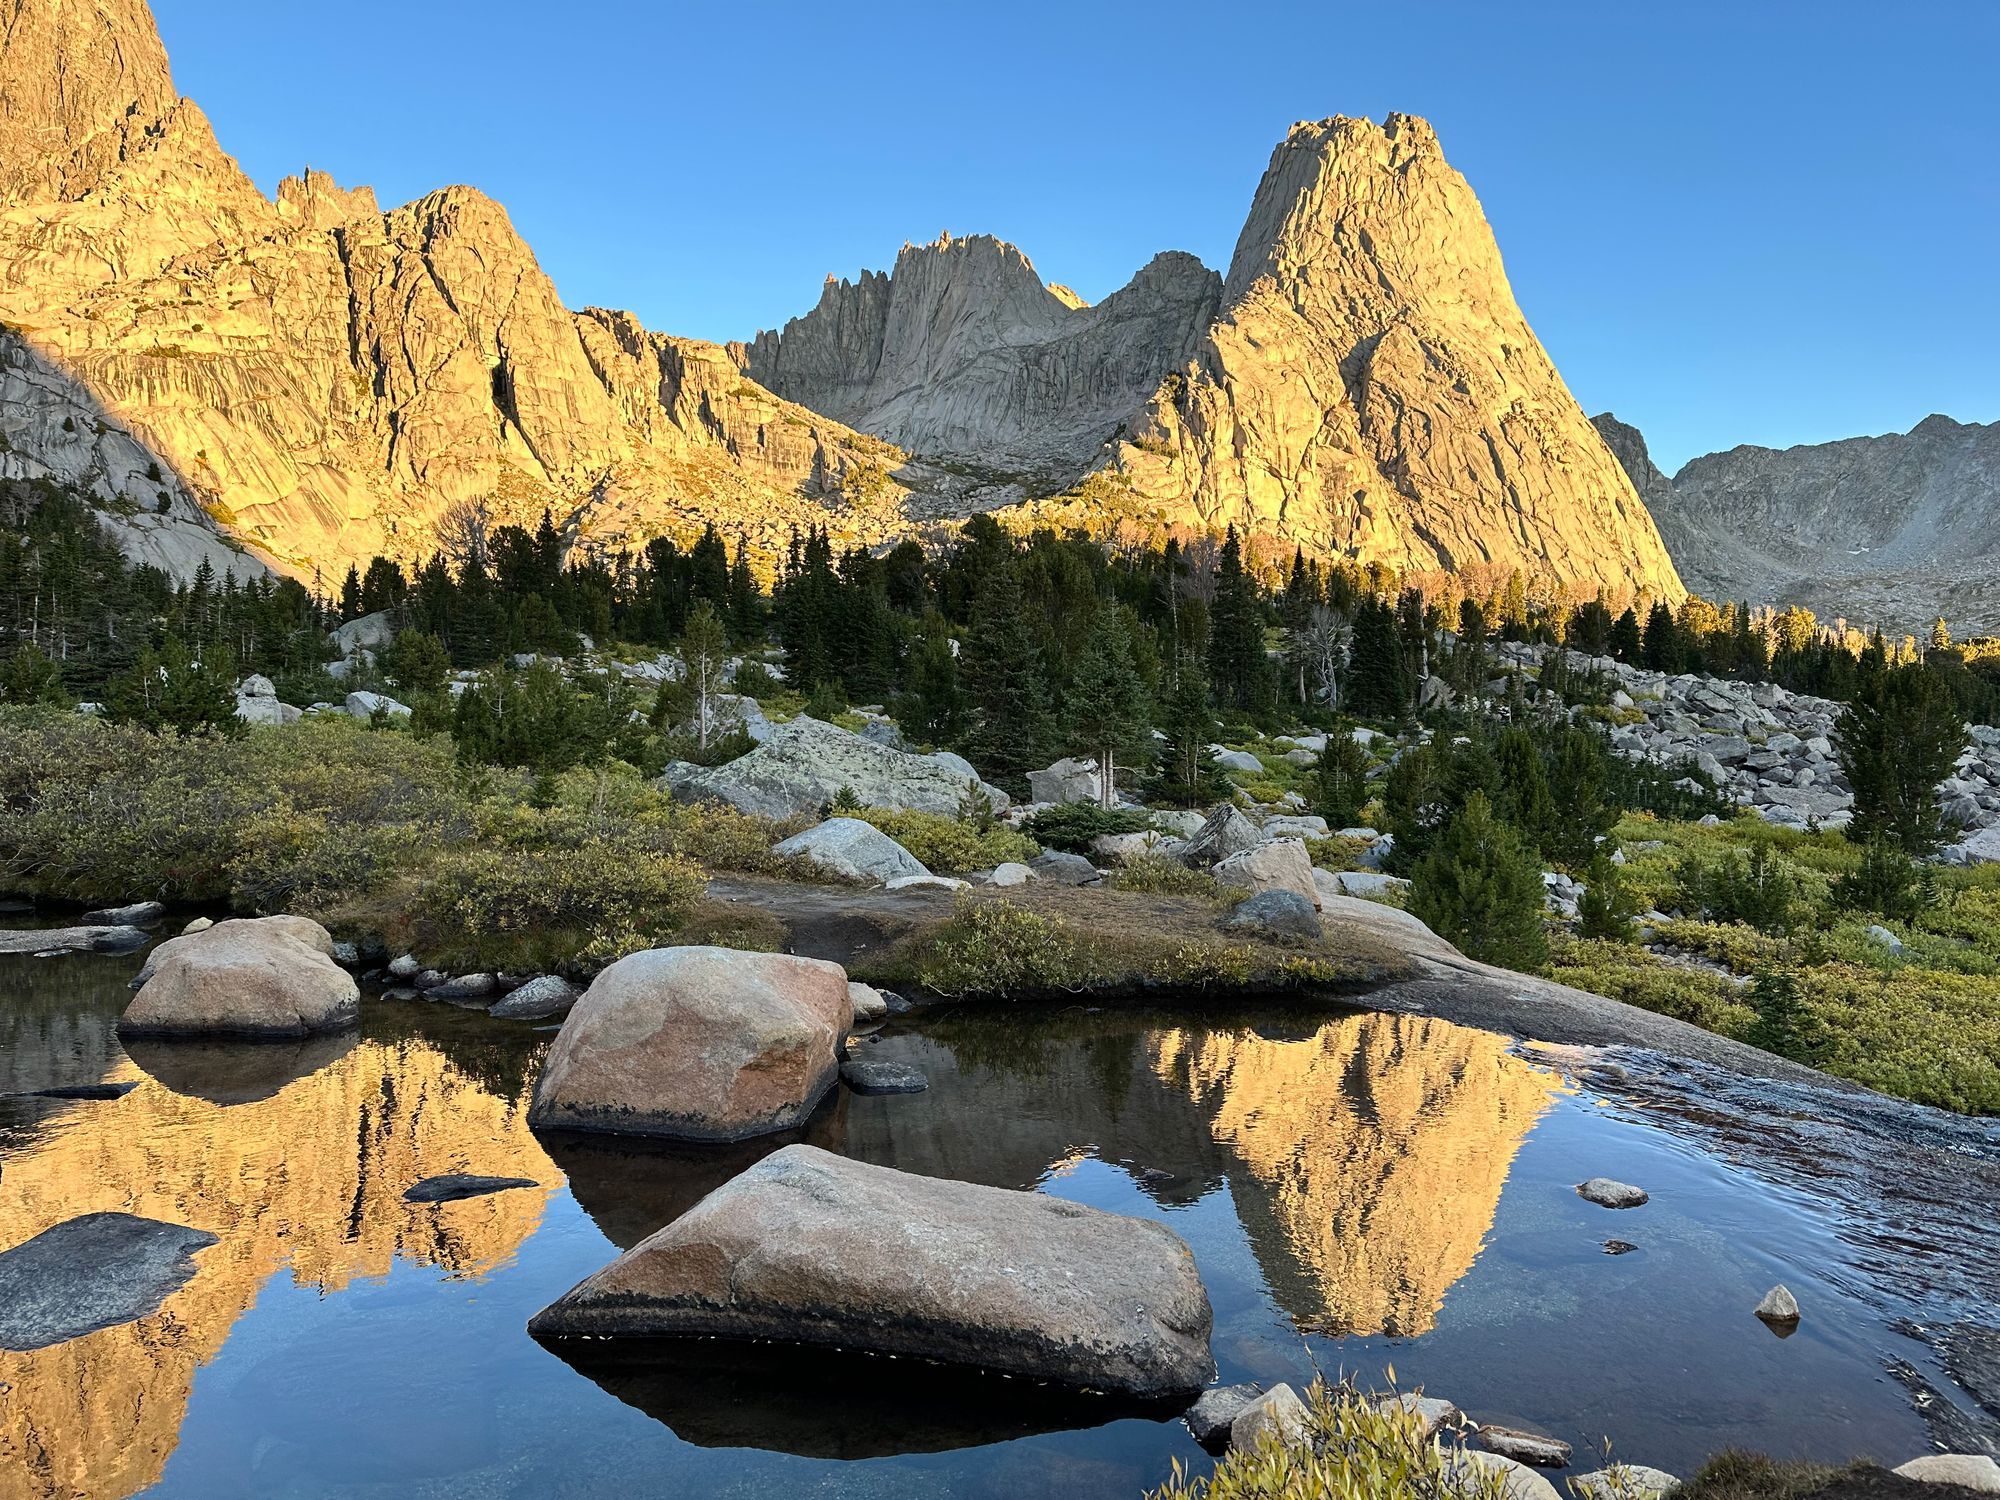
[403,1174,540,1204]
[0,1212,218,1351]
[529,1144,1214,1399]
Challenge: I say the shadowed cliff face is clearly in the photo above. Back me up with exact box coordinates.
[0,1036,555,1500]
[1596,410,2000,634]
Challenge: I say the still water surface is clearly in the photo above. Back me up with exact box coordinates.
[1,944,1993,1498]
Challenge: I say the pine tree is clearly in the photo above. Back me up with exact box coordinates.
[727,537,763,642]
[1312,726,1371,828]
[679,600,730,751]
[1207,527,1272,714]
[1609,607,1643,663]
[1150,648,1228,808]
[1410,791,1549,969]
[0,644,67,706]
[961,564,1055,796]
[338,564,363,621]
[380,630,450,697]
[1345,595,1408,719]
[896,611,966,746]
[1542,724,1616,868]
[1836,664,1968,855]
[1493,727,1555,852]
[1641,601,1682,673]
[1576,848,1639,941]
[1068,601,1151,807]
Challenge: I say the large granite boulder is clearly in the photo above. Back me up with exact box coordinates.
[529,1144,1213,1398]
[118,916,358,1038]
[1212,838,1321,909]
[1181,805,1264,867]
[668,716,1009,819]
[773,818,928,885]
[528,947,852,1142]
[1027,757,1102,806]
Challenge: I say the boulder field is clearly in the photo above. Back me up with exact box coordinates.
[528,1144,1214,1400]
[117,916,358,1039]
[527,947,852,1142]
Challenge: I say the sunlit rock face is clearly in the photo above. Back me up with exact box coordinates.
[1153,1014,1562,1337]
[0,0,928,583]
[0,1037,554,1500]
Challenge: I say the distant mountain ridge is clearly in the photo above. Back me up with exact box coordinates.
[1593,412,2000,632]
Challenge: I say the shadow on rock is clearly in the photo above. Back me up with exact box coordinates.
[122,1031,358,1105]
[536,1335,1182,1459]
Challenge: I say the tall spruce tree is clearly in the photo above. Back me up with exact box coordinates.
[1410,791,1549,969]
[961,565,1054,796]
[1837,664,1969,855]
[1150,648,1228,808]
[1207,527,1271,715]
[1345,595,1408,720]
[1068,601,1152,807]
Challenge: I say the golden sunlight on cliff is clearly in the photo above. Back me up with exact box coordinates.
[1152,1014,1562,1338]
[0,1039,555,1500]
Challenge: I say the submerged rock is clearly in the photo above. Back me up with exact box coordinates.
[489,975,579,1021]
[0,1212,219,1351]
[1576,1177,1649,1209]
[403,1174,541,1204]
[1477,1423,1573,1467]
[528,947,852,1142]
[528,1144,1213,1399]
[1185,1382,1264,1450]
[119,916,358,1038]
[839,1059,928,1094]
[81,900,166,925]
[23,1081,138,1101]
[0,925,151,956]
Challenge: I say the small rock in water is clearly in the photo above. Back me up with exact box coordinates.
[1476,1423,1573,1467]
[329,940,360,968]
[413,969,447,992]
[840,1059,928,1095]
[387,954,421,979]
[845,981,889,1024]
[1373,1391,1461,1438]
[1576,1178,1649,1209]
[1602,1239,1639,1255]
[428,973,496,1001]
[0,1212,219,1351]
[181,916,213,935]
[1571,1465,1681,1499]
[1229,1383,1310,1452]
[489,975,579,1021]
[1891,1455,2000,1491]
[1755,1284,1801,1331]
[26,1082,138,1101]
[81,901,166,926]
[403,1174,540,1204]
[1184,1382,1264,1451]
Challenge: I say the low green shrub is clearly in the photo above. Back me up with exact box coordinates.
[1147,1380,1504,1500]
[908,898,1092,997]
[853,806,1037,874]
[1023,801,1152,852]
[408,843,703,975]
[1108,854,1220,897]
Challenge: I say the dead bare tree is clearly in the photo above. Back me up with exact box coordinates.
[434,497,493,571]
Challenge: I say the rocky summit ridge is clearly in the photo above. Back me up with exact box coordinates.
[2,0,1684,604]
[1594,412,2000,633]
[749,116,1686,604]
[0,0,935,581]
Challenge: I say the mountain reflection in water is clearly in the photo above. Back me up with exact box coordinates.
[0,1021,554,1500]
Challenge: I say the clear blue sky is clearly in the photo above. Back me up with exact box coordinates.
[152,0,1998,473]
